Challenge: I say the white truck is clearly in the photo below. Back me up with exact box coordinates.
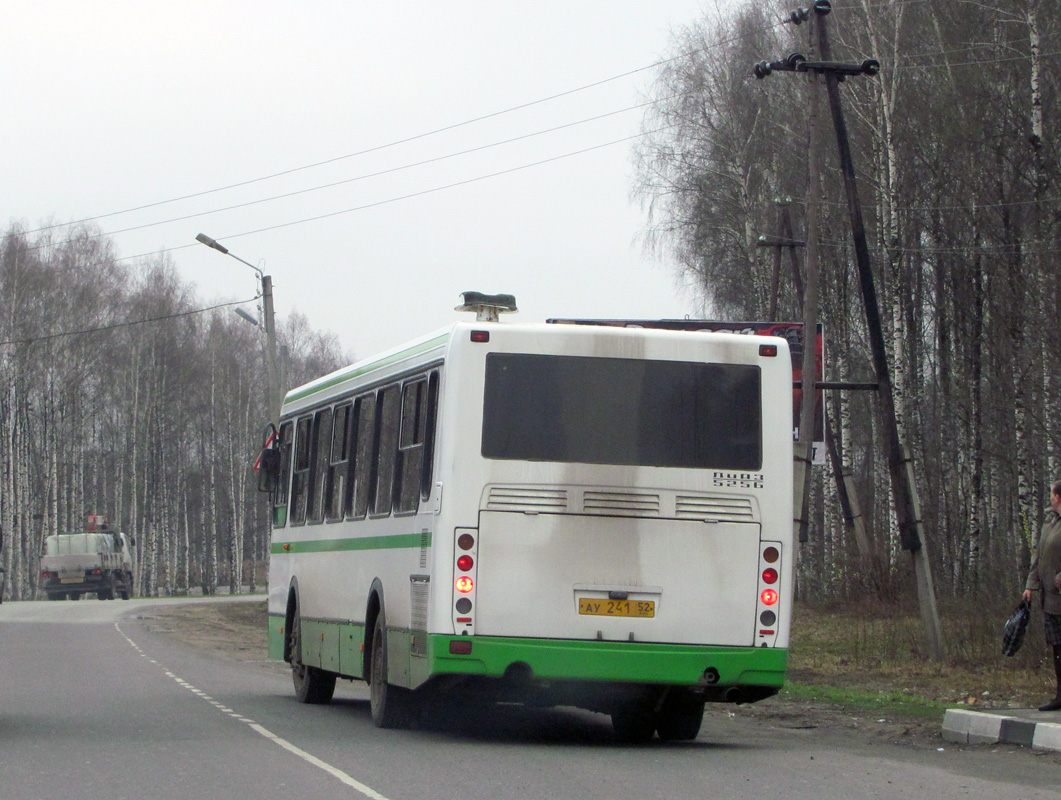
[39,517,134,601]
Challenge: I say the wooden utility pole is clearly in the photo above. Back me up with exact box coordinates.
[757,202,806,320]
[755,1,944,659]
[813,7,942,660]
[796,11,824,550]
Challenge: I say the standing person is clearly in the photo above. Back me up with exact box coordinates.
[1023,481,1061,711]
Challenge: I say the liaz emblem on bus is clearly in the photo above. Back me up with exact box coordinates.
[578,599,656,618]
[712,471,764,489]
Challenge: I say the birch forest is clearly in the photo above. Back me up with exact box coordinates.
[636,0,1060,602]
[0,225,345,599]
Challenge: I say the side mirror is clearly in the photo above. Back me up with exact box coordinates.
[257,448,281,493]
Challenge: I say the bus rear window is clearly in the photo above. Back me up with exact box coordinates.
[482,353,761,470]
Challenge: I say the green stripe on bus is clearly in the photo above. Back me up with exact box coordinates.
[427,635,787,687]
[283,333,450,405]
[266,619,787,690]
[270,531,431,555]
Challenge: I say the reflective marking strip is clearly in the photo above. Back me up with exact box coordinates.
[271,531,430,555]
[116,623,393,800]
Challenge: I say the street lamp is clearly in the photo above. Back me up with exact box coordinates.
[195,233,282,427]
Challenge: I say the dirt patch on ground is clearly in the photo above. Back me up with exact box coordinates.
[138,598,270,661]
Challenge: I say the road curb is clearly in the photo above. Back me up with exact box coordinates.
[943,708,1061,751]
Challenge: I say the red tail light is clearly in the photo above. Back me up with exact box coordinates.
[761,589,779,606]
[455,576,474,593]
[762,568,778,584]
[456,555,474,571]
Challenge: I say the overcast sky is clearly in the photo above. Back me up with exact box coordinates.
[3,1,735,361]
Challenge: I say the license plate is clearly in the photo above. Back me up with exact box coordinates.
[578,598,655,618]
[60,578,81,584]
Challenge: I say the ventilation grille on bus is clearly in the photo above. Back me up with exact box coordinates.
[483,485,758,523]
[485,486,568,513]
[676,495,755,522]
[410,575,429,658]
[583,490,661,516]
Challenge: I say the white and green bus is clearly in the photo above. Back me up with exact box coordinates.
[263,294,793,742]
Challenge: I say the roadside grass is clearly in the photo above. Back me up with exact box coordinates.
[784,599,1055,717]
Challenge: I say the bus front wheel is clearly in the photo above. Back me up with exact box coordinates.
[290,600,336,704]
[369,612,417,728]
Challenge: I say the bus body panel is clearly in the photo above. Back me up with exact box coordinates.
[473,512,760,646]
[266,319,795,708]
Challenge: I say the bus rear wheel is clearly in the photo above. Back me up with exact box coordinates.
[656,695,705,741]
[611,705,657,744]
[369,612,417,728]
[290,600,336,704]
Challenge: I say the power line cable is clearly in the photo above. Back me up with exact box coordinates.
[30,97,675,251]
[0,297,257,348]
[23,65,693,237]
[115,127,675,263]
[25,15,789,238]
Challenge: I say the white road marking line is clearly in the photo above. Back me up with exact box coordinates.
[248,723,391,800]
[116,622,392,800]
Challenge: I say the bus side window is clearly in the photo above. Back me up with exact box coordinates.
[272,420,294,527]
[307,407,332,524]
[421,370,440,501]
[325,403,351,522]
[371,384,402,517]
[395,377,428,514]
[289,416,312,525]
[349,393,376,520]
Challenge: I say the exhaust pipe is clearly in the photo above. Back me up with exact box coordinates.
[724,687,745,704]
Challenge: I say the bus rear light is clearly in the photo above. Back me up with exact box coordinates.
[455,576,474,593]
[456,617,472,624]
[759,630,775,635]
[759,344,778,357]
[449,640,473,655]
[762,546,779,563]
[457,533,475,550]
[470,330,490,343]
[762,567,778,584]
[761,588,778,606]
[456,555,474,571]
[759,610,776,626]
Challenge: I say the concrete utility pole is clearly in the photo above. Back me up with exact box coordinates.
[195,233,282,428]
[756,1,944,660]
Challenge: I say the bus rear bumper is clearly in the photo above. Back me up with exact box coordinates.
[428,634,786,695]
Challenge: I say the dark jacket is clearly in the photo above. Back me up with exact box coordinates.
[1026,508,1061,615]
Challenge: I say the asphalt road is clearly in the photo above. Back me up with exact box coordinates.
[1,597,1059,800]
